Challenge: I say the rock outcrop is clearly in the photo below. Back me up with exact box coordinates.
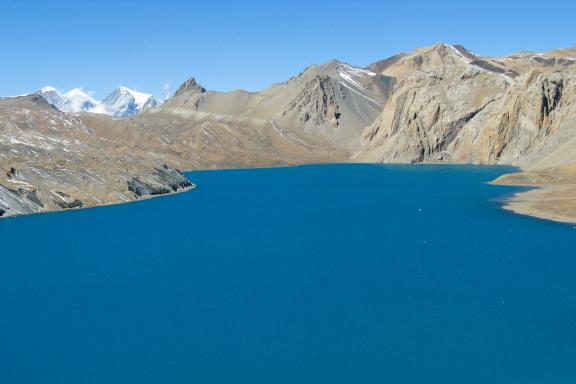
[174,77,207,97]
[0,184,45,217]
[127,166,194,198]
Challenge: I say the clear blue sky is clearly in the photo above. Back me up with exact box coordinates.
[1,0,575,99]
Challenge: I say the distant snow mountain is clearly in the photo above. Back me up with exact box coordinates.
[37,87,97,113]
[36,86,161,117]
[92,87,160,117]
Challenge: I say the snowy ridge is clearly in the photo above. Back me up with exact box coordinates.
[337,62,377,90]
[92,87,161,117]
[35,86,161,117]
[37,87,97,113]
[446,44,475,63]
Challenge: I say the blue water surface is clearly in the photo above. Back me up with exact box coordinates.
[1,164,575,384]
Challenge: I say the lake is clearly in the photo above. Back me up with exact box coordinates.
[1,164,575,383]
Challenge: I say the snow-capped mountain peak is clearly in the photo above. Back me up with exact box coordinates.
[39,86,58,93]
[115,86,152,105]
[63,88,93,98]
[35,86,160,117]
[36,86,97,113]
[60,88,97,113]
[94,87,160,117]
[36,86,63,106]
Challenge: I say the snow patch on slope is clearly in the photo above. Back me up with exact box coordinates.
[333,62,383,106]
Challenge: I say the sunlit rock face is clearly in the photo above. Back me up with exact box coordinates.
[355,43,576,170]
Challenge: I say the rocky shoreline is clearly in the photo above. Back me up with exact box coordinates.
[0,165,194,219]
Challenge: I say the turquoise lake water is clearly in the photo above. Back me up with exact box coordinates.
[1,164,576,383]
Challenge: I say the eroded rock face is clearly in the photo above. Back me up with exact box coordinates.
[356,66,508,163]
[0,184,45,217]
[285,75,343,128]
[51,191,84,209]
[128,166,194,198]
[355,44,576,170]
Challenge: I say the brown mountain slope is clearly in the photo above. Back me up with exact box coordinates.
[0,96,193,218]
[79,107,346,171]
[164,61,394,150]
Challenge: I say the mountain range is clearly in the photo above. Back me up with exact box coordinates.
[2,42,576,222]
[36,86,161,117]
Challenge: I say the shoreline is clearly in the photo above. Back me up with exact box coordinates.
[0,164,195,220]
[499,188,576,225]
[4,163,576,225]
[492,166,576,225]
[0,184,195,221]
[0,181,196,221]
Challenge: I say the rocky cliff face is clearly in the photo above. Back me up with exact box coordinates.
[355,43,576,170]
